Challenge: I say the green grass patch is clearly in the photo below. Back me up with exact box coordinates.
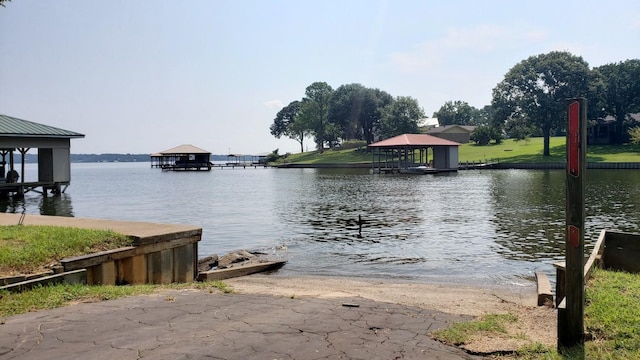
[0,283,156,317]
[280,147,372,164]
[583,268,640,358]
[431,313,517,345]
[0,225,132,276]
[275,137,640,165]
[460,138,640,163]
[0,280,233,318]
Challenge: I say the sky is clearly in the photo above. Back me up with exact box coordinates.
[1,1,639,155]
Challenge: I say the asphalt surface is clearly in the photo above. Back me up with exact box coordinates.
[1,289,481,360]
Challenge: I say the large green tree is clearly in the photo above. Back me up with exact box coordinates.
[592,59,640,143]
[270,101,308,153]
[328,84,393,144]
[433,100,482,126]
[492,51,591,156]
[327,83,368,141]
[297,82,333,152]
[379,96,425,139]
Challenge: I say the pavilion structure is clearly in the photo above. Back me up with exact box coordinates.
[368,133,460,174]
[150,145,212,171]
[0,114,84,197]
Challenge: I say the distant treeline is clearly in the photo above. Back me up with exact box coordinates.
[14,154,232,163]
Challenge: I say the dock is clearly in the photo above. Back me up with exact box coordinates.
[0,181,69,197]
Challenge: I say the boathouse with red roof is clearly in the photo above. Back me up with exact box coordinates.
[368,134,460,174]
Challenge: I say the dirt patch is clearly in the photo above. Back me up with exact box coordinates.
[225,275,557,356]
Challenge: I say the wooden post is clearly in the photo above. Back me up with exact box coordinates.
[559,98,587,350]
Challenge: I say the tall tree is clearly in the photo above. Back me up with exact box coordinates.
[328,84,393,144]
[379,96,425,139]
[593,59,640,143]
[362,89,393,143]
[298,82,333,152]
[270,101,307,153]
[328,83,368,141]
[491,51,591,156]
[433,100,481,126]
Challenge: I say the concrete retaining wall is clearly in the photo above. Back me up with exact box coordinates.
[0,213,202,292]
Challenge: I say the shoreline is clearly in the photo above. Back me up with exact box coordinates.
[224,273,538,316]
[224,273,558,353]
[273,161,640,170]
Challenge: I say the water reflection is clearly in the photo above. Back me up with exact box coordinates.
[490,169,640,268]
[0,193,74,217]
[490,170,566,263]
[39,194,74,217]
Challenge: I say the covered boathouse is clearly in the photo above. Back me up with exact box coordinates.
[368,133,460,174]
[0,114,85,198]
[150,144,212,171]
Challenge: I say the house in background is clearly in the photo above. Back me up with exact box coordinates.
[417,117,439,133]
[426,125,476,144]
[588,113,640,145]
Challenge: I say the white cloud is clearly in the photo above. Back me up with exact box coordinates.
[388,24,547,74]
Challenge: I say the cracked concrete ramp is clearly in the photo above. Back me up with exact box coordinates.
[0,289,479,359]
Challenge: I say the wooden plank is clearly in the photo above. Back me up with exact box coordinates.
[61,235,199,271]
[584,230,606,280]
[160,249,173,284]
[117,254,147,285]
[133,230,202,246]
[147,250,174,284]
[92,261,115,286]
[603,231,640,273]
[0,270,86,293]
[173,244,195,283]
[197,261,286,281]
[62,246,137,271]
[554,262,566,308]
[147,251,162,284]
[535,272,553,306]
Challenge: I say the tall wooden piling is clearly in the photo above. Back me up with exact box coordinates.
[559,98,587,350]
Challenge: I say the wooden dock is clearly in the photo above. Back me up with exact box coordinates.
[0,181,68,197]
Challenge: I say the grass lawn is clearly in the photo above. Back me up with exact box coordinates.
[276,137,640,165]
[0,225,132,276]
[582,268,640,359]
[460,137,640,163]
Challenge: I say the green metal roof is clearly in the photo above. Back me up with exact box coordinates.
[0,114,85,138]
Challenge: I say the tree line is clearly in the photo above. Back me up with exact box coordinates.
[271,52,640,156]
[270,83,425,153]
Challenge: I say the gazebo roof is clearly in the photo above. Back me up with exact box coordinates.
[368,134,460,148]
[156,144,211,155]
[0,114,84,139]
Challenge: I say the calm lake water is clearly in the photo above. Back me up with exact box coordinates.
[3,163,640,287]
